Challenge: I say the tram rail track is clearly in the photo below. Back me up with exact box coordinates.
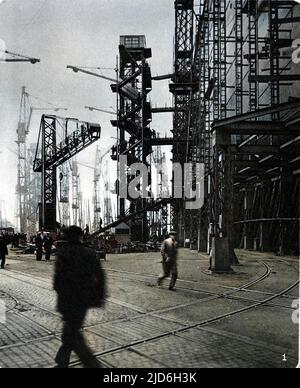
[0,260,280,329]
[0,258,296,332]
[0,290,19,313]
[0,260,273,312]
[0,257,298,368]
[69,278,299,368]
[105,262,297,310]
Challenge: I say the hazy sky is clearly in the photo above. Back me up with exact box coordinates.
[0,0,174,225]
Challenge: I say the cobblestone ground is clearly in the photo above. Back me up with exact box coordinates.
[0,249,298,368]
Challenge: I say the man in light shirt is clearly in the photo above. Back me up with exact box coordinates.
[158,231,179,291]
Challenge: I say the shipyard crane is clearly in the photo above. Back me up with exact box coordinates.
[151,146,170,237]
[85,104,177,115]
[15,87,68,233]
[67,65,117,83]
[102,160,114,226]
[71,159,81,227]
[59,162,71,227]
[16,87,31,232]
[93,147,102,231]
[93,146,115,230]
[34,115,101,231]
[85,106,116,116]
[0,200,8,228]
[76,145,115,231]
[0,49,40,64]
[27,105,68,233]
[1,47,41,232]
[67,51,174,241]
[73,159,99,230]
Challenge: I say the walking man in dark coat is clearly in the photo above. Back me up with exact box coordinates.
[44,233,53,261]
[35,233,43,261]
[0,235,8,269]
[158,231,179,291]
[54,226,106,368]
[11,233,16,248]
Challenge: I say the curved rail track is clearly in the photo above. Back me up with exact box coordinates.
[0,256,298,368]
[69,277,299,368]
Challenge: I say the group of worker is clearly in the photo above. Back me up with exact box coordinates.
[0,230,54,268]
[35,230,54,261]
[0,234,8,269]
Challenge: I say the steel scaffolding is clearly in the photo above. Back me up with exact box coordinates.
[170,0,300,268]
[99,1,300,259]
[111,35,155,242]
[170,0,197,245]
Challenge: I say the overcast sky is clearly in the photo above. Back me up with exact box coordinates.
[0,0,174,226]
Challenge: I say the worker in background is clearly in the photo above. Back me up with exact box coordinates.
[0,235,8,269]
[35,232,43,261]
[54,226,106,368]
[40,228,47,241]
[158,231,179,291]
[11,232,16,248]
[44,233,53,261]
[13,233,20,248]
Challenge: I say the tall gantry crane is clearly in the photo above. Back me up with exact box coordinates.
[93,147,103,230]
[151,146,170,238]
[59,162,70,227]
[102,160,114,226]
[0,200,8,228]
[92,146,114,231]
[110,35,155,242]
[0,44,40,232]
[16,87,67,233]
[71,159,81,227]
[68,41,179,238]
[93,147,102,231]
[78,145,114,231]
[27,106,68,234]
[16,87,31,233]
[34,115,101,231]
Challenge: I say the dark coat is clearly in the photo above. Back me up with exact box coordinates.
[54,241,106,314]
[0,239,8,258]
[44,237,53,251]
[35,236,43,250]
